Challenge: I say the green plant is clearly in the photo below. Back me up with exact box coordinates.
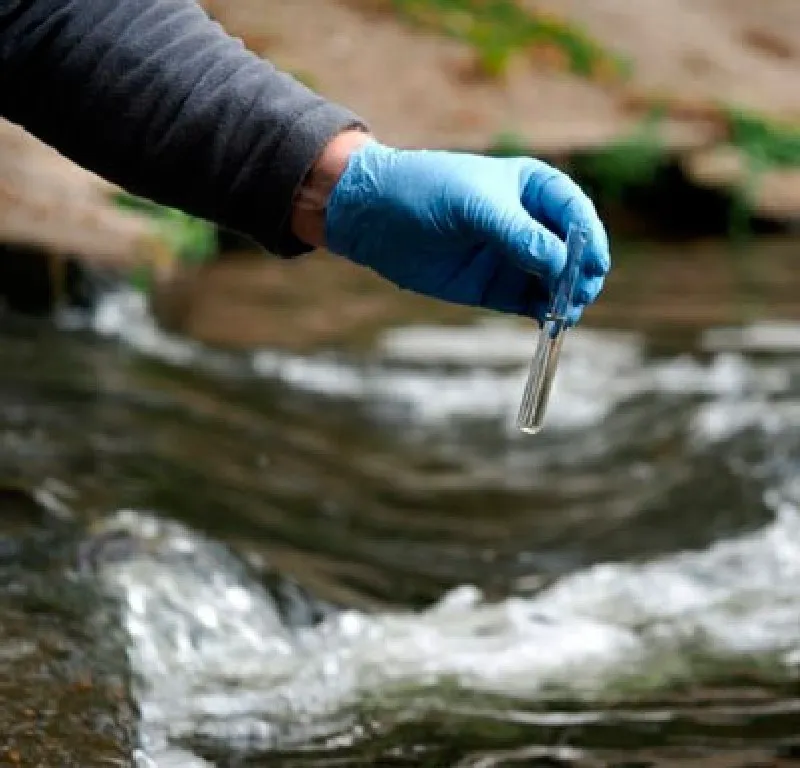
[576,109,667,200]
[721,108,800,241]
[726,108,800,169]
[384,0,628,80]
[486,130,531,157]
[114,193,218,291]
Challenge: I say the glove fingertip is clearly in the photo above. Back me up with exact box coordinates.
[574,274,605,306]
[584,235,611,278]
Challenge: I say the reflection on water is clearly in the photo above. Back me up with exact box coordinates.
[2,246,800,765]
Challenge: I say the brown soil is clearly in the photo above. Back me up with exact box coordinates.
[205,0,800,151]
[0,121,172,273]
[198,0,800,221]
[3,0,800,303]
[530,0,800,120]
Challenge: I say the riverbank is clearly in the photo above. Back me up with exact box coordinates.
[203,0,800,225]
[1,0,798,318]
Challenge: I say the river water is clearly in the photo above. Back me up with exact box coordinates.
[1,239,800,767]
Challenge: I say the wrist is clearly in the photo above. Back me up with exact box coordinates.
[291,128,372,248]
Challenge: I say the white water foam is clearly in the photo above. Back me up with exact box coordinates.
[69,290,793,435]
[83,289,202,367]
[252,328,790,432]
[96,482,800,763]
[703,321,800,354]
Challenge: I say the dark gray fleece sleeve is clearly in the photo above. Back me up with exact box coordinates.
[0,0,366,255]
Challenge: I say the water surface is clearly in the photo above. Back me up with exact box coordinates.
[2,238,800,767]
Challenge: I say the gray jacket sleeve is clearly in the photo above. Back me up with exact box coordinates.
[0,0,366,256]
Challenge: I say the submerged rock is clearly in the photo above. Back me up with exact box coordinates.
[0,487,137,767]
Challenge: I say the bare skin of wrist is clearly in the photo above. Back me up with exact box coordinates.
[291,129,372,248]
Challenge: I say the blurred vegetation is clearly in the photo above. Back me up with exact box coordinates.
[358,0,629,80]
[490,109,667,202]
[723,109,800,246]
[114,193,218,290]
[573,110,667,200]
[492,105,800,237]
[290,69,320,91]
[727,108,800,169]
[566,105,800,199]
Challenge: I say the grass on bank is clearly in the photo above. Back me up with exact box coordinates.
[490,107,667,204]
[494,105,800,210]
[727,108,800,169]
[722,108,800,243]
[352,0,629,80]
[114,193,218,291]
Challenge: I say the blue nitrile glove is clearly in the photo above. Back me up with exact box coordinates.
[325,139,610,325]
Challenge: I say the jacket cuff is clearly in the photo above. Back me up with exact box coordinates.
[250,101,368,257]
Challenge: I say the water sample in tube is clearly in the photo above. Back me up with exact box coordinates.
[516,221,589,434]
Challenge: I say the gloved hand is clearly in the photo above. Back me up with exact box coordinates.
[325,139,610,325]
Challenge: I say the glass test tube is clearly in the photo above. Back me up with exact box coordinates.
[516,222,589,434]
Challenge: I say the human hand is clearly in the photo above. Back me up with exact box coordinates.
[304,136,610,324]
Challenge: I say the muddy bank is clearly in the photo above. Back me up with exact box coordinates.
[206,0,800,149]
[0,121,176,274]
[206,0,800,224]
[1,0,798,306]
[0,119,214,317]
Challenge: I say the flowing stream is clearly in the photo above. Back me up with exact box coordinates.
[2,240,800,767]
